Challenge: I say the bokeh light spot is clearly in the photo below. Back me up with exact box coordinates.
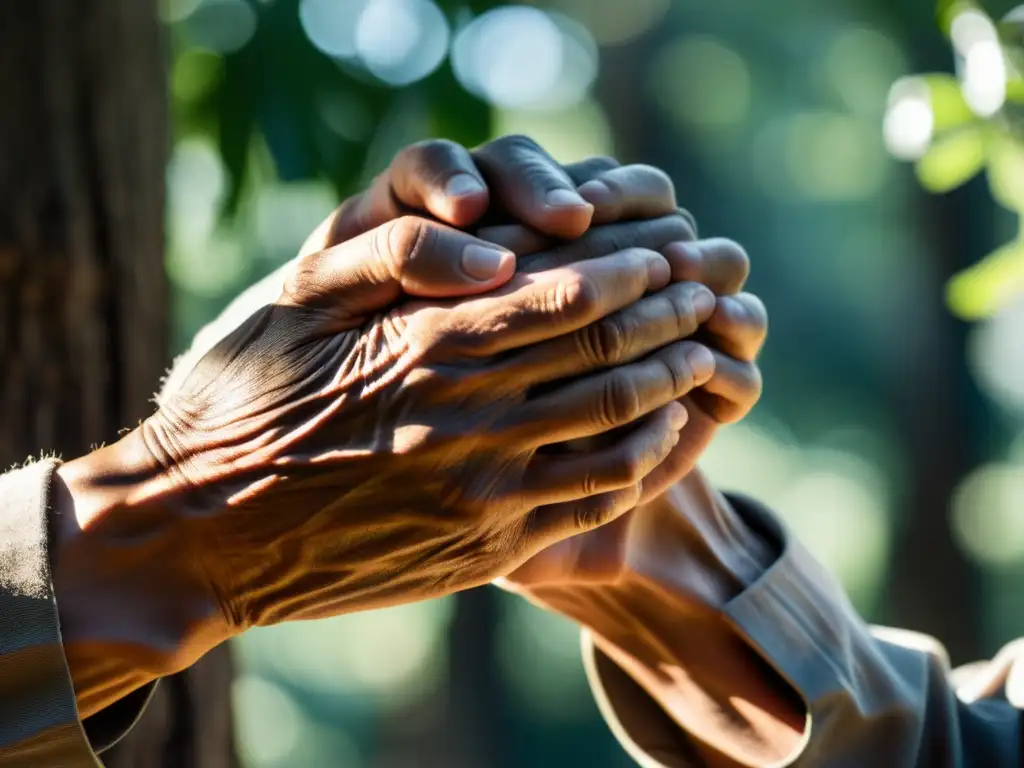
[823,27,906,116]
[252,181,339,261]
[233,676,304,767]
[493,98,612,165]
[355,0,450,86]
[777,465,890,604]
[962,40,1006,117]
[452,7,596,109]
[953,463,1024,566]
[756,112,886,201]
[235,598,454,710]
[550,0,669,46]
[299,0,366,59]
[968,298,1024,412]
[884,77,934,160]
[651,37,750,130]
[171,48,225,105]
[497,596,591,722]
[787,112,886,200]
[181,0,258,54]
[160,0,203,23]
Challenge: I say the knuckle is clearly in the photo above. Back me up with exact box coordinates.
[386,215,424,256]
[557,271,601,318]
[662,351,695,395]
[575,497,613,531]
[670,287,702,334]
[416,137,460,157]
[600,372,642,426]
[583,314,630,365]
[574,485,640,531]
[615,446,649,486]
[579,471,601,498]
[492,133,543,155]
[386,215,432,266]
[411,139,464,173]
[280,252,322,306]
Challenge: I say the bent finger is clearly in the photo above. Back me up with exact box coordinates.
[578,164,678,226]
[662,238,750,295]
[499,281,716,389]
[702,293,768,361]
[437,248,671,357]
[388,139,490,227]
[279,217,515,323]
[473,134,594,239]
[519,403,685,506]
[509,341,715,446]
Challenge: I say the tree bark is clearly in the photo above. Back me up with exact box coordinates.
[0,1,237,765]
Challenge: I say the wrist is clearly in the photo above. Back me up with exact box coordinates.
[637,471,776,606]
[52,431,229,716]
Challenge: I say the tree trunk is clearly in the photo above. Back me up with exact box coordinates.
[0,2,237,765]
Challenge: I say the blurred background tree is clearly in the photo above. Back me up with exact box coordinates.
[6,0,1024,765]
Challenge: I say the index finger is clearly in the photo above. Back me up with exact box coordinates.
[472,135,594,240]
[435,249,672,357]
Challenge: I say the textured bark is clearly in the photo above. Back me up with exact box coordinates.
[0,1,237,765]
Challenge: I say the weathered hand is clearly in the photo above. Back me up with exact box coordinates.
[56,213,720,681]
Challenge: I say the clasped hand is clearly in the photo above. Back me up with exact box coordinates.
[54,137,765,687]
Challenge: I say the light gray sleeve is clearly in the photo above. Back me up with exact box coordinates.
[585,494,1022,767]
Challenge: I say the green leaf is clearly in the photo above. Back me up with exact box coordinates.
[947,237,1024,319]
[915,126,988,192]
[923,73,976,133]
[988,133,1024,212]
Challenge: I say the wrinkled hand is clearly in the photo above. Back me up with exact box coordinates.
[160,139,683,398]
[117,213,722,642]
[497,165,767,590]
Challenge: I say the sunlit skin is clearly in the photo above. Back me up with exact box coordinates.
[49,137,711,718]
[51,134,804,768]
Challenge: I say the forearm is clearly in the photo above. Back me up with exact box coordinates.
[584,587,805,767]
[525,474,806,767]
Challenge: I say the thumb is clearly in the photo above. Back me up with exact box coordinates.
[280,215,516,318]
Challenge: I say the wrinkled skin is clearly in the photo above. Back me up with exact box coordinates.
[50,136,763,724]
[142,214,716,630]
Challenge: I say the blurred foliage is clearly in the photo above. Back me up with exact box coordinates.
[161,1,1024,766]
[887,1,1024,318]
[169,0,497,212]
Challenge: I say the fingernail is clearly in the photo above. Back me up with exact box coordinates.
[668,402,688,430]
[462,244,510,281]
[545,188,589,209]
[685,345,716,381]
[692,287,716,317]
[446,174,485,198]
[577,179,615,206]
